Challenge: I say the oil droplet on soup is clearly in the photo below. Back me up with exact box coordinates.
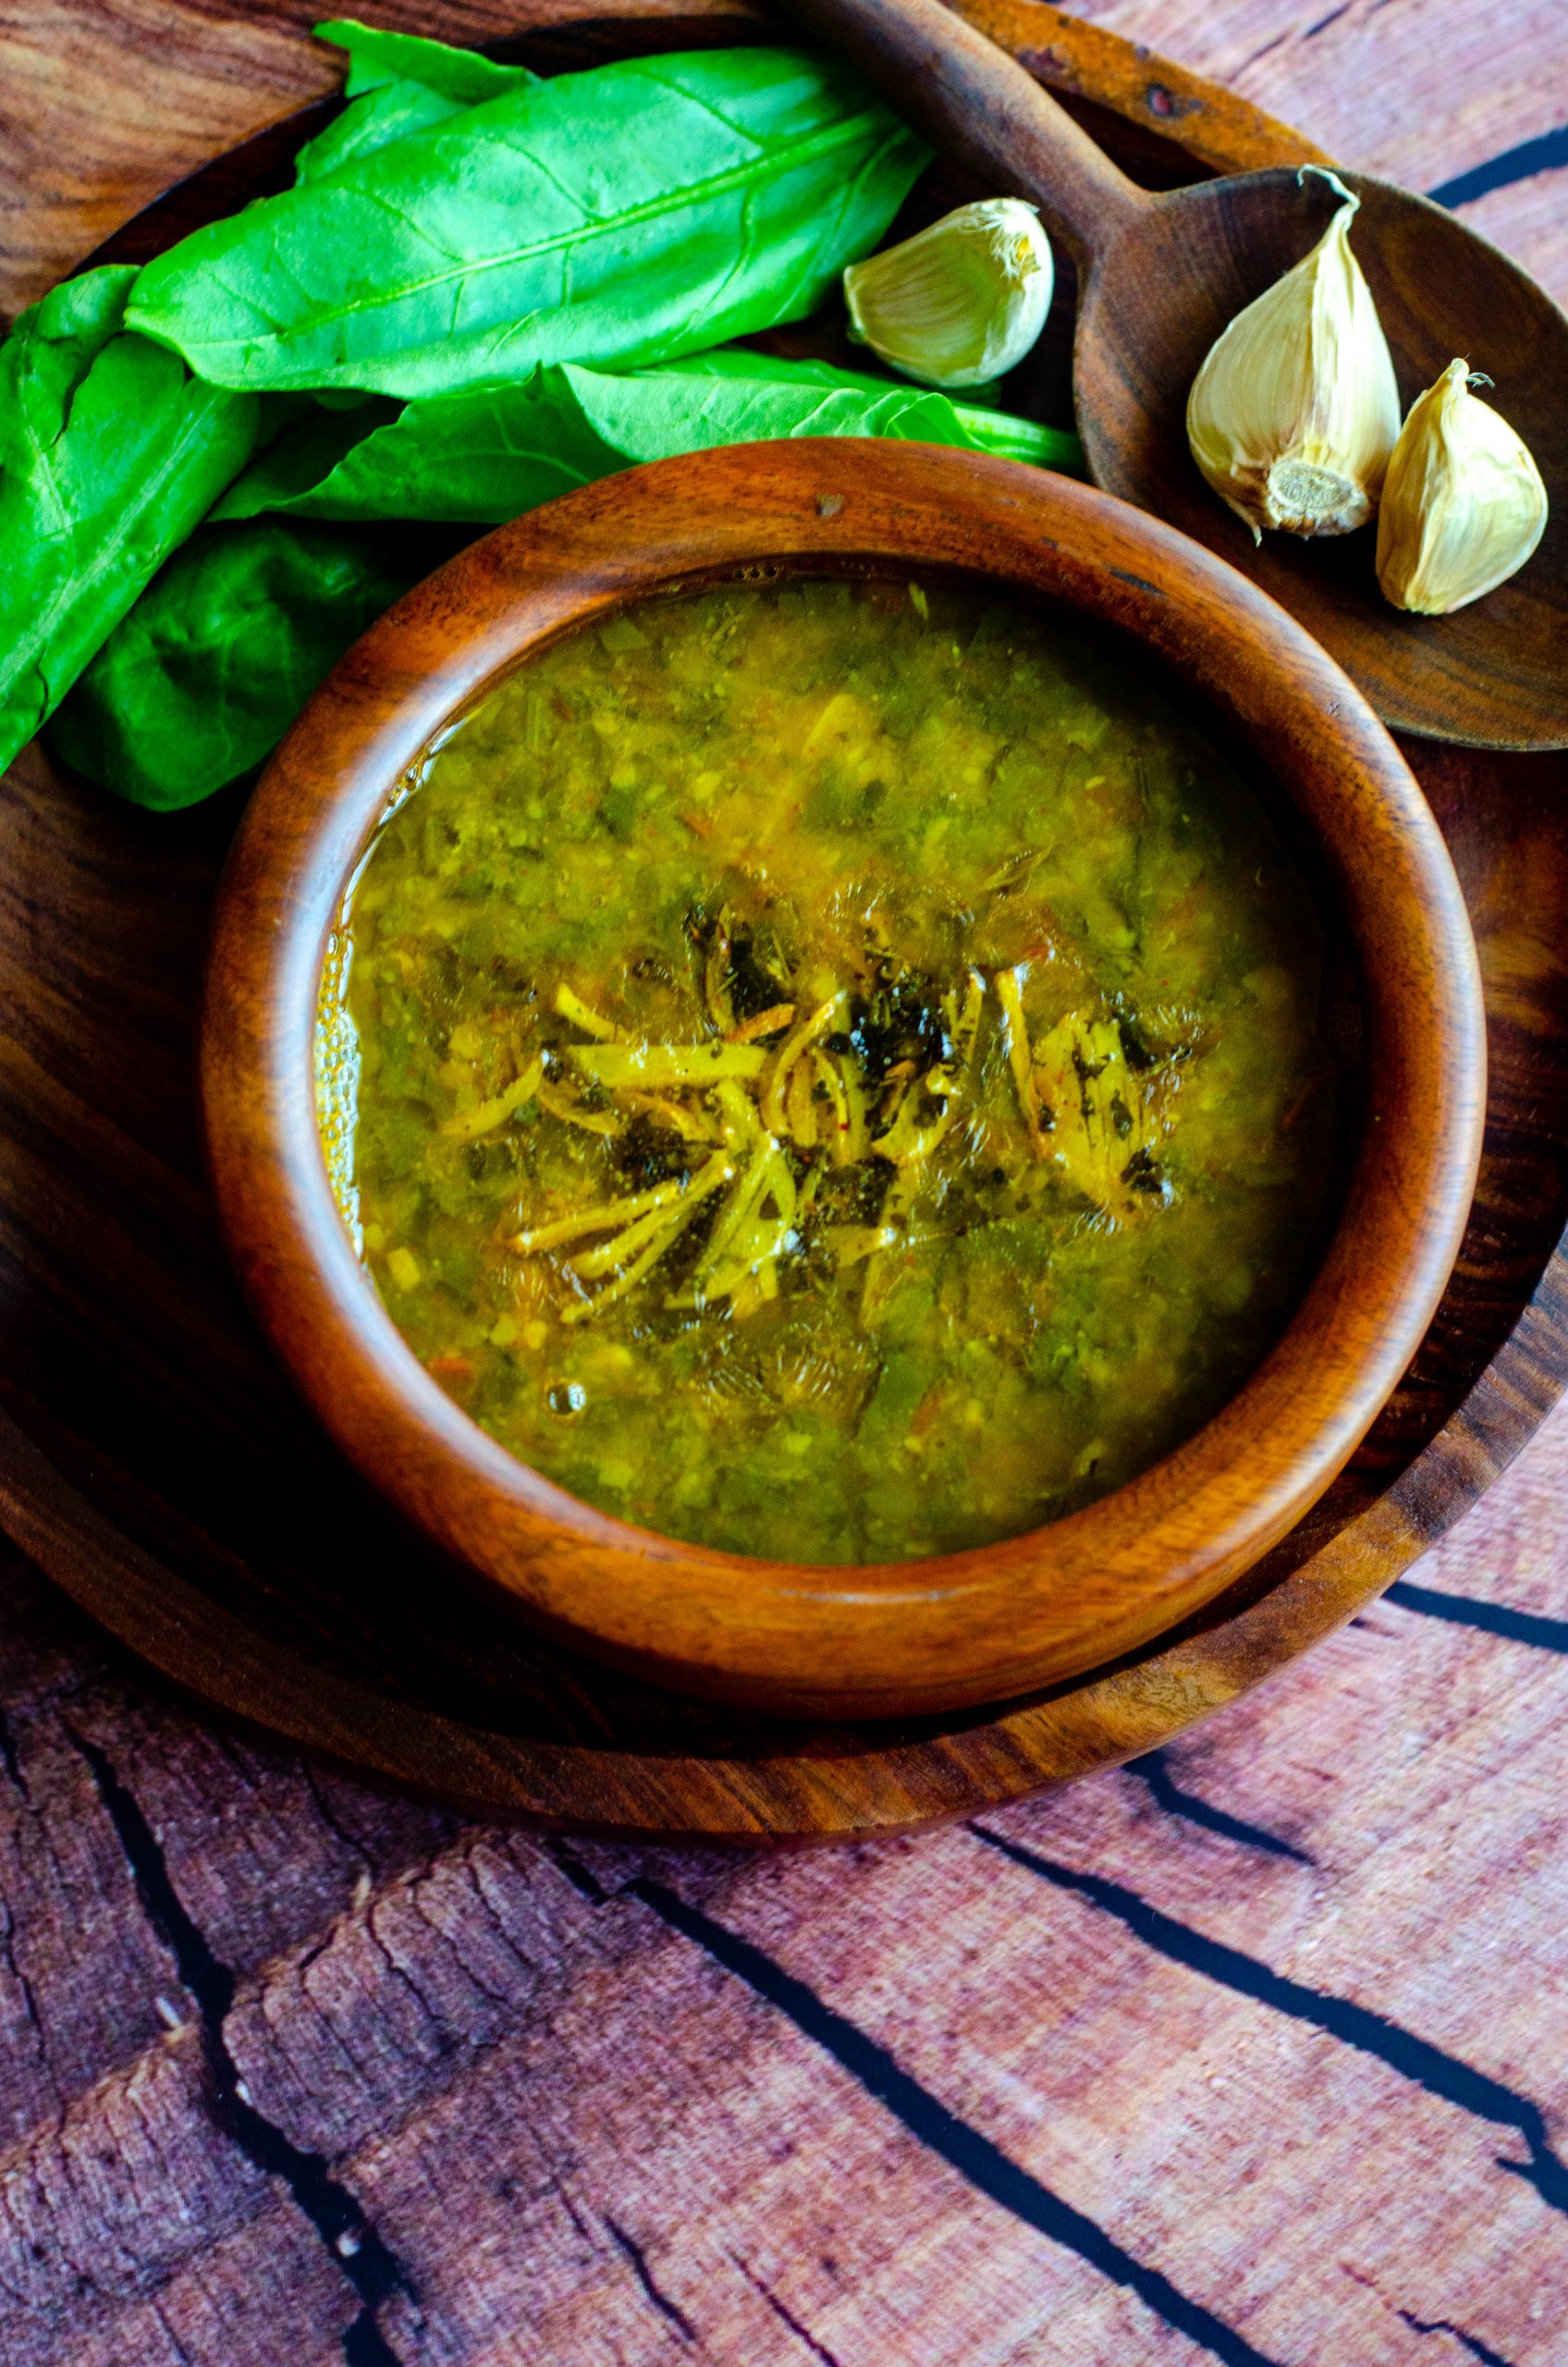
[321,579,1341,1564]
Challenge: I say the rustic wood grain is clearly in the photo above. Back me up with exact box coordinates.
[1068,0,1564,191]
[3,1433,1567,2364]
[1,2,1566,2361]
[0,0,1562,1830]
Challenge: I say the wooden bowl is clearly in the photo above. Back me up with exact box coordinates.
[199,440,1485,1721]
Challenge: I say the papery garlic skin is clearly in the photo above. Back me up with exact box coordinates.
[1186,168,1401,541]
[843,201,1053,392]
[1376,359,1549,614]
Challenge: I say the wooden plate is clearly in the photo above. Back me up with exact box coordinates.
[1,3,1564,1839]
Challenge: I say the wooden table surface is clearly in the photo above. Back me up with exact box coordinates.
[3,4,1567,2361]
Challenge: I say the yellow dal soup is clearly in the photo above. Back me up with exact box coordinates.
[320,577,1341,1564]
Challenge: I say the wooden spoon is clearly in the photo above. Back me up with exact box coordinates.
[780,0,1568,752]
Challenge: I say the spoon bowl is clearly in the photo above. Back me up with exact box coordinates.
[1080,167,1568,749]
[780,0,1568,750]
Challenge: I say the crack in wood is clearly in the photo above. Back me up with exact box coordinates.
[1343,2261,1521,2366]
[626,1876,1288,2367]
[0,1892,51,2093]
[0,1701,30,1798]
[728,2249,844,2366]
[969,1825,1568,2219]
[150,2300,199,2367]
[0,1709,55,2106]
[602,2214,698,2345]
[1231,30,1293,76]
[68,1729,418,2367]
[1385,1579,1568,1655]
[546,1838,611,1907]
[1398,2308,1519,2367]
[404,1855,532,2018]
[1123,1750,1314,1862]
[300,1766,377,1870]
[357,1901,447,2049]
[1430,125,1568,207]
[545,2168,596,2252]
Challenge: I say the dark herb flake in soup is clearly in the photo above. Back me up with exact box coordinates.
[320,577,1340,1564]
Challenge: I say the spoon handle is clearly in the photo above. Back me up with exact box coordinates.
[775,0,1148,270]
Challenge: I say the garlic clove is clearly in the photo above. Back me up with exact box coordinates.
[1376,359,1549,615]
[842,200,1053,393]
[1186,167,1401,542]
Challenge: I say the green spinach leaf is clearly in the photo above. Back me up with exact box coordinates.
[47,521,440,809]
[127,49,928,399]
[292,80,468,184]
[214,398,403,511]
[213,352,1080,523]
[656,348,1085,470]
[0,266,261,777]
[292,18,538,186]
[319,17,538,103]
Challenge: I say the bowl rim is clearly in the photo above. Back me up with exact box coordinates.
[199,438,1486,1719]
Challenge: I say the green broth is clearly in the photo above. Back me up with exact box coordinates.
[322,576,1341,1564]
